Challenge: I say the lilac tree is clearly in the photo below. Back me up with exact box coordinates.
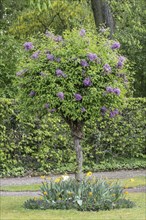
[16,29,129,181]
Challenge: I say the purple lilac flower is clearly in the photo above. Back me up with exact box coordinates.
[31,51,40,59]
[56,69,66,77]
[16,69,27,77]
[101,106,107,114]
[117,61,123,69]
[55,57,61,62]
[106,86,114,93]
[29,91,36,97]
[80,60,89,67]
[47,53,54,61]
[80,29,86,37]
[113,88,121,95]
[110,109,119,118]
[56,69,63,76]
[81,107,86,112]
[45,30,54,38]
[44,103,50,109]
[54,36,63,42]
[74,93,82,101]
[117,56,126,69]
[87,53,97,61]
[50,108,56,112]
[24,42,34,50]
[83,77,92,87]
[119,56,125,63]
[103,64,111,73]
[116,73,126,78]
[111,42,120,50]
[57,92,64,100]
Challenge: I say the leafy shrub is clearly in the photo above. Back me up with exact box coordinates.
[84,97,146,165]
[0,97,146,177]
[24,173,135,211]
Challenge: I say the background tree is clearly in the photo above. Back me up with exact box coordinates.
[110,0,146,97]
[9,0,95,38]
[15,29,130,180]
[91,0,115,38]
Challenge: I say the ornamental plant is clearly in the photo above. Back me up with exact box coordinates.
[24,174,135,211]
[16,28,130,181]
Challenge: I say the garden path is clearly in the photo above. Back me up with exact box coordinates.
[1,169,146,196]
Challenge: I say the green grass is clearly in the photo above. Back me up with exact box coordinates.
[1,176,146,192]
[1,184,41,192]
[0,193,145,220]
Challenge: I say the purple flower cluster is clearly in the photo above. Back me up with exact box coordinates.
[113,88,121,95]
[106,86,121,95]
[83,77,92,87]
[44,103,50,109]
[80,29,86,37]
[87,53,97,61]
[111,42,120,50]
[103,64,111,73]
[56,69,66,77]
[55,57,61,63]
[54,35,63,42]
[117,56,126,69]
[24,42,34,51]
[57,92,64,100]
[31,51,40,59]
[16,69,27,77]
[29,91,36,97]
[81,107,86,112]
[80,60,89,67]
[47,53,54,61]
[110,109,119,118]
[45,30,54,38]
[106,86,114,93]
[101,106,107,115]
[74,93,82,101]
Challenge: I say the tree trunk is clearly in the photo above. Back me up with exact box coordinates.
[102,1,115,38]
[91,0,104,28]
[91,0,115,38]
[66,119,84,182]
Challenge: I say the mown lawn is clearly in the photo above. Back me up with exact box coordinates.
[1,176,146,192]
[0,193,145,220]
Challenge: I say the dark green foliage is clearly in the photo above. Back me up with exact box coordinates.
[24,176,135,211]
[0,97,146,176]
[111,0,146,97]
[0,34,22,98]
[84,97,146,164]
[24,199,50,210]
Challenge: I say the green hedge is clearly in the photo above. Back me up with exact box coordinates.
[83,98,146,165]
[0,98,146,176]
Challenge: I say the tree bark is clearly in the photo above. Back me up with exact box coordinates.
[102,1,115,38]
[91,0,115,38]
[66,119,84,182]
[73,134,83,182]
[91,0,104,28]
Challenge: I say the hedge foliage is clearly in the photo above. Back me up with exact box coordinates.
[0,98,146,176]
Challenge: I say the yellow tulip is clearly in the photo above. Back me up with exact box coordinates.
[86,171,93,177]
[40,176,45,179]
[88,192,93,196]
